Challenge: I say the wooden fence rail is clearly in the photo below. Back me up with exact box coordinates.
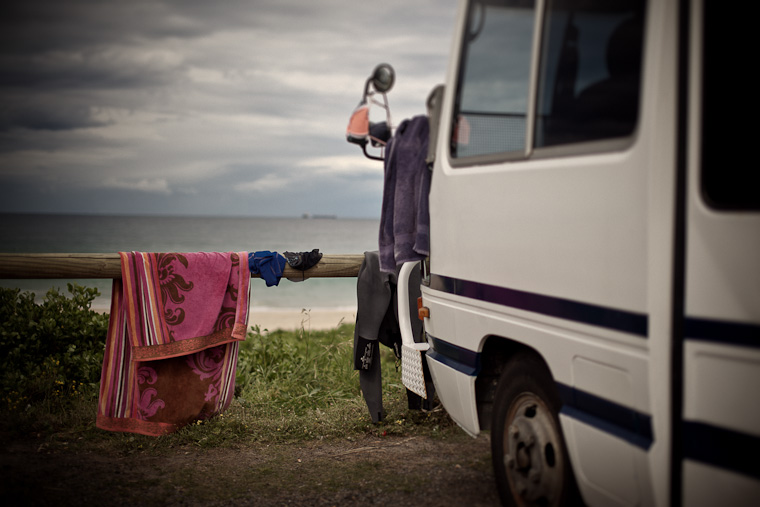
[0,253,364,280]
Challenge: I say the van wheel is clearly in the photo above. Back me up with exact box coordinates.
[491,353,578,506]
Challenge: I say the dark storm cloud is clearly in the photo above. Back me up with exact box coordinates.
[1,102,109,131]
[0,0,458,217]
[0,50,181,91]
[1,1,210,53]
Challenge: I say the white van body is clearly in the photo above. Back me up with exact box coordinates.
[408,0,760,504]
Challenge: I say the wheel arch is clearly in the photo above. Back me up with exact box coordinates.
[483,335,583,506]
[476,334,558,432]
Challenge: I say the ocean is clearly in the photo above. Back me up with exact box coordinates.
[0,214,381,311]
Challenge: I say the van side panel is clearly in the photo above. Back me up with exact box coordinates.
[425,0,677,505]
[680,1,760,502]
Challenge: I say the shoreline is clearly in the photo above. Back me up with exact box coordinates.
[249,307,356,331]
[91,305,357,331]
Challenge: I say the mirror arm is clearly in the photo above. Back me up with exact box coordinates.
[362,144,385,161]
[362,77,373,101]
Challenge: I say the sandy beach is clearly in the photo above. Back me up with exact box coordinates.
[248,307,356,331]
[91,304,357,332]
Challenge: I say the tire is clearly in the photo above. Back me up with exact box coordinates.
[491,353,581,506]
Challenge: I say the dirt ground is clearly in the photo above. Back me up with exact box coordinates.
[1,433,499,506]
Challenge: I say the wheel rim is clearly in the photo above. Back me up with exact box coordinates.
[502,392,565,506]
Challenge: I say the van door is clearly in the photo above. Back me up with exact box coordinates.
[426,0,658,504]
[679,1,760,504]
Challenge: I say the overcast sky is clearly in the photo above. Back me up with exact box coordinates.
[0,0,457,218]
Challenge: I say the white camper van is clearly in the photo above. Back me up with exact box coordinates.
[350,0,759,505]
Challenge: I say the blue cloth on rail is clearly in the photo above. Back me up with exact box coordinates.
[248,251,287,287]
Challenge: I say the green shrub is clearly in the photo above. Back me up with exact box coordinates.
[0,284,108,406]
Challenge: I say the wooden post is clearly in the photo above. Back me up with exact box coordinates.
[0,253,364,280]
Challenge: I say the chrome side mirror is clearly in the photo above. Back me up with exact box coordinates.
[425,84,445,167]
[346,64,395,161]
[371,63,395,93]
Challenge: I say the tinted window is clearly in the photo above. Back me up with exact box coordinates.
[451,0,644,164]
[535,0,645,147]
[701,0,759,210]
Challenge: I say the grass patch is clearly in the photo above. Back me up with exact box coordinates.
[134,320,460,450]
[0,287,462,453]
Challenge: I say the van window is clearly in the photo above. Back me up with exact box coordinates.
[701,0,759,210]
[450,0,644,164]
[451,0,537,160]
[535,0,645,147]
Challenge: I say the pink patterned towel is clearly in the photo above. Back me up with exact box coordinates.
[97,252,250,436]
